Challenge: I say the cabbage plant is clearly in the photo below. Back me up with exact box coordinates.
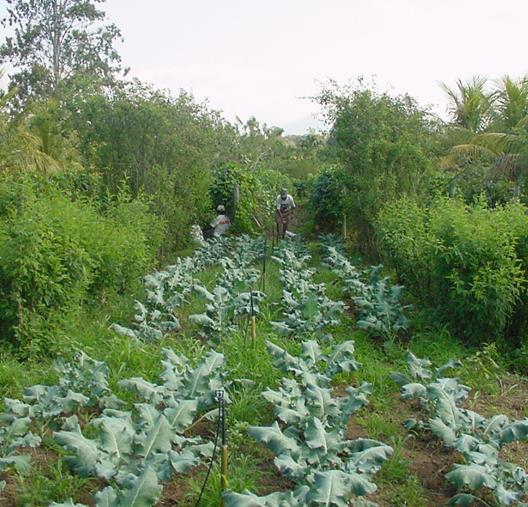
[223,340,392,506]
[392,353,528,506]
[321,240,409,341]
[271,239,346,336]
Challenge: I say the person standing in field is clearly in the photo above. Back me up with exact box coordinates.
[276,188,296,239]
[211,205,231,235]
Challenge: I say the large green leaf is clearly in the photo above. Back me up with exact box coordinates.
[446,464,496,490]
[249,422,301,457]
[340,384,372,419]
[93,415,135,460]
[118,378,163,404]
[406,352,432,380]
[223,485,310,506]
[164,399,198,433]
[429,417,457,447]
[0,454,31,475]
[346,439,393,474]
[304,385,339,421]
[304,417,341,457]
[274,453,307,479]
[105,466,162,507]
[426,384,460,429]
[326,341,360,375]
[306,470,376,506]
[54,423,100,477]
[401,383,427,400]
[94,487,118,507]
[134,414,173,459]
[302,341,322,366]
[498,419,528,445]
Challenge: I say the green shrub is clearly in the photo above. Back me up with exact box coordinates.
[0,178,163,354]
[210,164,291,234]
[306,165,346,231]
[316,82,437,253]
[377,197,527,343]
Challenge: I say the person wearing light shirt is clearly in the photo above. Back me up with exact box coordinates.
[211,205,231,235]
[275,188,296,239]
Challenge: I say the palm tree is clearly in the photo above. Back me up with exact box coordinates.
[0,68,64,174]
[443,119,528,198]
[442,76,528,198]
[440,76,496,133]
[494,75,528,131]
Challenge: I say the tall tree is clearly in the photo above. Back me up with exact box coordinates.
[0,0,124,105]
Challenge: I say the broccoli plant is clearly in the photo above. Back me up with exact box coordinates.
[321,240,410,342]
[392,353,528,506]
[49,348,229,506]
[271,238,346,337]
[112,235,264,342]
[224,340,392,506]
[0,353,119,480]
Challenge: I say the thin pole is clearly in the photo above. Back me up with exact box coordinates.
[216,390,227,506]
[261,236,267,292]
[250,290,257,345]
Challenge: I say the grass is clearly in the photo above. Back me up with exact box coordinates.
[0,236,525,506]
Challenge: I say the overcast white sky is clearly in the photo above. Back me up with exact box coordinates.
[2,0,528,133]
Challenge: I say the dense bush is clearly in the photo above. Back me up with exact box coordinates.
[0,177,163,354]
[210,164,291,234]
[306,165,347,231]
[376,197,528,343]
[316,82,438,252]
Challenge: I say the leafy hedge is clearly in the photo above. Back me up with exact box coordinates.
[376,197,528,343]
[210,164,291,234]
[0,177,163,354]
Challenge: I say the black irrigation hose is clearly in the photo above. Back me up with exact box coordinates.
[194,411,222,507]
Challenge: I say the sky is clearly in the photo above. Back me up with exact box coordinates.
[2,0,528,133]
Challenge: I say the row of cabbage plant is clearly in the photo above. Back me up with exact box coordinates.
[0,347,231,506]
[112,235,264,342]
[270,236,346,337]
[392,353,528,506]
[223,339,393,506]
[188,236,266,341]
[319,235,410,342]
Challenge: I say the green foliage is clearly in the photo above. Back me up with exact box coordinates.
[307,166,347,231]
[0,177,162,353]
[224,339,392,506]
[210,164,291,234]
[321,239,410,342]
[377,196,528,342]
[59,82,236,250]
[112,235,264,342]
[316,80,437,251]
[393,352,528,506]
[270,238,346,336]
[0,0,123,106]
[0,347,227,506]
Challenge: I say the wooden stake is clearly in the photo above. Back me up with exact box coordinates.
[251,315,257,345]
